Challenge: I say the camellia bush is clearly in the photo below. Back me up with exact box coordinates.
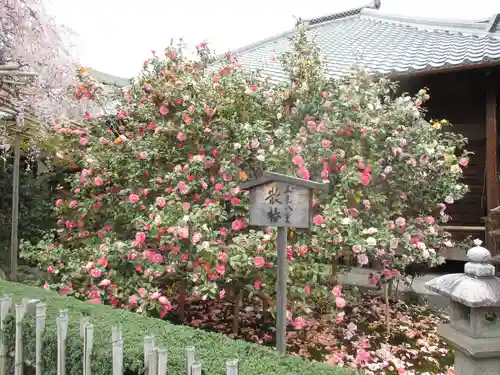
[21,25,469,331]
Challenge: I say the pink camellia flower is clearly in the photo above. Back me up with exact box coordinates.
[138,151,148,159]
[336,311,345,323]
[360,172,371,185]
[177,227,189,239]
[135,232,146,245]
[158,296,169,305]
[298,166,310,180]
[322,139,330,149]
[156,197,166,208]
[335,296,346,309]
[459,158,469,167]
[98,279,110,287]
[254,279,262,289]
[79,136,89,146]
[177,132,185,142]
[231,219,245,231]
[219,289,226,299]
[94,177,103,186]
[129,295,138,305]
[312,215,323,226]
[69,201,77,208]
[426,216,436,225]
[128,194,140,204]
[253,256,265,268]
[150,292,160,300]
[47,265,54,274]
[55,199,63,207]
[138,288,147,298]
[292,154,304,166]
[356,349,371,364]
[215,263,226,275]
[160,106,169,116]
[293,317,307,330]
[357,254,369,266]
[332,284,342,297]
[90,268,102,278]
[177,181,190,195]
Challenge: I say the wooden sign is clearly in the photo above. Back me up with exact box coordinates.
[240,171,329,229]
[239,171,329,355]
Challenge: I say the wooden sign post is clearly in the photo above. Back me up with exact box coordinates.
[239,171,329,354]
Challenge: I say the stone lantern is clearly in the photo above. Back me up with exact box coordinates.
[425,239,500,375]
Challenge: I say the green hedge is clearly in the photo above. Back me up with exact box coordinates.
[0,281,353,375]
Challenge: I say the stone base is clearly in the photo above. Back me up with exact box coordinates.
[455,351,500,375]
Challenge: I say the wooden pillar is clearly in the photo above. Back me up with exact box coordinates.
[486,84,498,252]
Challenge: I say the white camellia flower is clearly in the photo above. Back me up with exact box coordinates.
[233,143,241,150]
[256,154,265,161]
[366,237,377,247]
[263,234,271,241]
[341,217,352,225]
[422,249,430,259]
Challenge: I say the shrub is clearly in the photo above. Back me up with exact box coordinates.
[22,25,469,329]
[0,280,354,375]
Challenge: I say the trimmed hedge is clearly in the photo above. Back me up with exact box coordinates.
[0,281,353,375]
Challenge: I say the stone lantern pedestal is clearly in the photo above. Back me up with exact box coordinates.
[426,240,500,375]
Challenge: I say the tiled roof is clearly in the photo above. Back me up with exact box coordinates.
[86,68,130,87]
[222,1,500,81]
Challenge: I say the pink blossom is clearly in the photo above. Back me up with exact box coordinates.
[321,139,330,149]
[219,289,226,299]
[55,199,63,207]
[90,268,101,278]
[177,132,185,142]
[253,257,265,268]
[138,288,147,298]
[160,106,169,115]
[156,197,166,208]
[335,296,346,309]
[254,279,262,289]
[298,166,310,179]
[129,295,138,305]
[357,254,369,266]
[177,181,190,195]
[135,232,146,245]
[98,279,110,287]
[459,158,469,167]
[138,151,148,159]
[69,201,77,208]
[356,349,371,363]
[150,292,160,300]
[312,215,324,226]
[332,284,342,297]
[128,194,140,204]
[215,263,226,275]
[94,177,103,186]
[292,155,304,166]
[158,296,169,305]
[231,219,245,231]
[293,317,307,330]
[79,136,89,146]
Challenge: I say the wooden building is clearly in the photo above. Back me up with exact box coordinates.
[222,1,500,260]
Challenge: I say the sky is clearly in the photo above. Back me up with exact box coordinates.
[45,0,500,79]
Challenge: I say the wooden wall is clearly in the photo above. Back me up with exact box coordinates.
[396,67,500,257]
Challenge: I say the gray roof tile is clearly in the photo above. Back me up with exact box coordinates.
[221,5,500,81]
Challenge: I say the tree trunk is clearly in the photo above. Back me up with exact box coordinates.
[232,288,242,335]
[177,280,187,322]
[383,283,391,337]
